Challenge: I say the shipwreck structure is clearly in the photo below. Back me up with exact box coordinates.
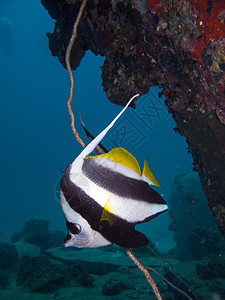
[41,0,225,232]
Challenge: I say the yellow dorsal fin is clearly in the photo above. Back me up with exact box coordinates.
[91,147,141,175]
[142,157,161,187]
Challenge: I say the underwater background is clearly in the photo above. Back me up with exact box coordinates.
[0,0,192,247]
[0,0,225,299]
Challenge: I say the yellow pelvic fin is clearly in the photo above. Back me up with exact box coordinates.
[103,197,114,214]
[100,198,116,226]
[142,157,161,187]
[91,147,141,175]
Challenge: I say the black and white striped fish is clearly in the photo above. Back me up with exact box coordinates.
[60,94,168,248]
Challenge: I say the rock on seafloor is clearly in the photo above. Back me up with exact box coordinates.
[1,218,225,300]
[12,217,65,252]
[17,255,69,293]
[0,242,18,270]
[41,0,225,233]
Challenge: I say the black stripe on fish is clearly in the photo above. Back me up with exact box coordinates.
[82,157,166,205]
[60,165,149,248]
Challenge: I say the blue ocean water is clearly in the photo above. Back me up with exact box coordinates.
[2,2,225,300]
[0,0,193,245]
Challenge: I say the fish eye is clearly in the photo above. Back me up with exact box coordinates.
[66,221,81,235]
[70,223,81,235]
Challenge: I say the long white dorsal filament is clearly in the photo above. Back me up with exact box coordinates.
[77,94,140,160]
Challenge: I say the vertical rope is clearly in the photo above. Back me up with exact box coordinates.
[65,0,87,148]
[126,248,162,300]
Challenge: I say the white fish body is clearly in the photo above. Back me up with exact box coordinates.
[60,94,168,248]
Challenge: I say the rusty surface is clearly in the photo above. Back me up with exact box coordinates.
[41,0,225,232]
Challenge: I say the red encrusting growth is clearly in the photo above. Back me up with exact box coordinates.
[190,0,225,64]
[148,0,162,12]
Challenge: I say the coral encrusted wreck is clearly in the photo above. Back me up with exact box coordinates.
[41,0,225,231]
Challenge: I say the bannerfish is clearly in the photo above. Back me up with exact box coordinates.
[60,94,168,248]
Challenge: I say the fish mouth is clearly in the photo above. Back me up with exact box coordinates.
[63,231,95,248]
